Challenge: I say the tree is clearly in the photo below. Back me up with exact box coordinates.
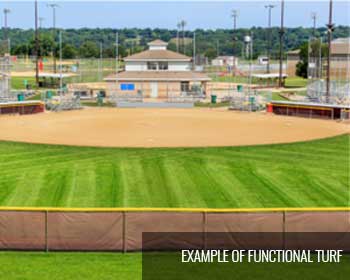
[79,41,99,58]
[296,39,328,78]
[12,44,29,56]
[62,44,77,59]
[205,48,217,60]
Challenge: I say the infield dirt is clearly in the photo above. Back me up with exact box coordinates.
[0,107,348,147]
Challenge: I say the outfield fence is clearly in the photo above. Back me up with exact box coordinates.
[0,208,349,252]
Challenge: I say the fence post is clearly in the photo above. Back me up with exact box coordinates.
[203,211,207,250]
[45,210,49,252]
[122,211,126,253]
[282,210,286,250]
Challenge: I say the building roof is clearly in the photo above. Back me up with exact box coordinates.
[287,37,350,57]
[38,72,72,78]
[331,37,350,55]
[214,56,236,60]
[124,49,191,61]
[147,39,168,46]
[105,71,211,82]
[286,49,300,55]
[252,73,288,79]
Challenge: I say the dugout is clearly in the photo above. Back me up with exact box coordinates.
[38,73,70,88]
[0,101,44,115]
[268,101,350,120]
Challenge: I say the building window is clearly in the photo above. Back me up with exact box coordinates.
[181,81,190,92]
[158,62,168,70]
[147,62,157,70]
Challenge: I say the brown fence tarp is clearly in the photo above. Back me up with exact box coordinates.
[47,212,123,251]
[0,210,349,251]
[0,211,46,250]
[126,212,204,251]
[285,211,350,250]
[206,212,284,249]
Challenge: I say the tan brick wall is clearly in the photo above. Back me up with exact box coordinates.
[287,59,299,77]
[109,81,204,98]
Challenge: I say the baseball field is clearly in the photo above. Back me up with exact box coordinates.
[0,108,349,280]
[0,108,348,208]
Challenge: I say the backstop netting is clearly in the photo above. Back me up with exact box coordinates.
[307,37,350,105]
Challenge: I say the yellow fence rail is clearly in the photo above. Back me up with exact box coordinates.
[0,206,349,213]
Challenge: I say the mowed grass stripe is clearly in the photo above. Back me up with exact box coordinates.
[0,134,348,208]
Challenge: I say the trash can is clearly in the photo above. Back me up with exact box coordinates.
[237,85,243,92]
[97,93,104,106]
[211,95,217,104]
[17,93,25,101]
[46,91,53,99]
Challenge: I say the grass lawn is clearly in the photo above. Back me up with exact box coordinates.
[0,135,348,208]
[272,92,288,101]
[194,101,231,108]
[284,77,307,88]
[0,252,349,280]
[11,77,36,90]
[0,252,141,280]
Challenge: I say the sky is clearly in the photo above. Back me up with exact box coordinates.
[0,1,349,30]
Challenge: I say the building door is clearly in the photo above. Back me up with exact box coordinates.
[150,82,158,98]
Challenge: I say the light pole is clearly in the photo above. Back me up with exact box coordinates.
[311,12,317,37]
[35,0,39,86]
[278,0,285,88]
[326,0,334,103]
[176,23,181,52]
[3,8,10,41]
[179,20,186,54]
[48,3,59,73]
[193,31,196,70]
[231,9,238,75]
[39,17,45,29]
[265,5,275,74]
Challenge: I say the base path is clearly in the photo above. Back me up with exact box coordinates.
[0,108,348,147]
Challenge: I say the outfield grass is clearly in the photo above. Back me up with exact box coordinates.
[0,252,349,280]
[0,135,348,208]
[0,252,141,280]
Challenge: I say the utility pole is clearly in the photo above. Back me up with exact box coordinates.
[39,17,45,29]
[3,8,10,41]
[265,5,275,74]
[326,0,334,103]
[59,31,62,95]
[311,12,317,37]
[231,10,238,75]
[48,3,59,73]
[99,42,103,81]
[278,0,285,88]
[176,23,181,52]
[216,40,219,57]
[180,20,186,54]
[35,0,39,86]
[193,31,196,70]
[115,32,119,76]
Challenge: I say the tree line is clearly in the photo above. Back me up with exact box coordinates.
[3,26,349,60]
